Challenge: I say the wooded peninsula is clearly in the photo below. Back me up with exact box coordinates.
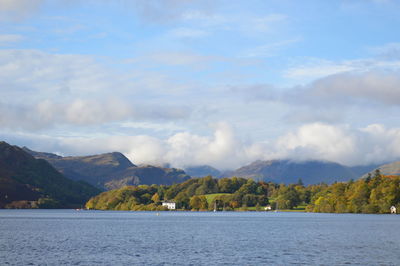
[86,170,400,214]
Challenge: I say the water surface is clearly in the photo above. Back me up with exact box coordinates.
[1,210,399,265]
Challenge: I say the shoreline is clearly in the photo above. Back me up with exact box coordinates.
[2,208,399,214]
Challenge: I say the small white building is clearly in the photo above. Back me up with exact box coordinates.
[390,206,397,214]
[264,205,272,211]
[162,201,176,210]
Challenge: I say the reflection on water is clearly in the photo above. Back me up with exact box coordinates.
[1,210,399,265]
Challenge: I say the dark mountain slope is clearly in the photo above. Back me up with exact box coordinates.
[0,141,100,208]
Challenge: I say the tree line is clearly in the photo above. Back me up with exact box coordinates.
[306,170,400,213]
[86,170,400,213]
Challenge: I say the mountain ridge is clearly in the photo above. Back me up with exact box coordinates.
[24,148,190,190]
[223,159,379,184]
[362,160,400,178]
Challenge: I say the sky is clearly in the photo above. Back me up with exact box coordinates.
[1,0,400,170]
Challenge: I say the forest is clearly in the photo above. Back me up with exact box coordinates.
[86,170,400,214]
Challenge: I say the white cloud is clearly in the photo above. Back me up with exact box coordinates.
[0,0,218,23]
[248,121,400,167]
[274,123,356,163]
[285,57,400,82]
[177,8,288,36]
[0,34,24,46]
[304,70,400,106]
[129,0,218,23]
[271,123,400,166]
[368,42,400,60]
[285,58,355,80]
[250,14,287,33]
[165,122,251,169]
[0,49,192,130]
[0,0,44,21]
[232,68,400,106]
[283,108,344,124]
[120,121,185,132]
[242,38,301,58]
[0,49,113,95]
[0,99,190,130]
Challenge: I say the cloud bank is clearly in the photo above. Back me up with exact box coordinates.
[5,122,400,170]
[306,71,400,105]
[0,49,191,130]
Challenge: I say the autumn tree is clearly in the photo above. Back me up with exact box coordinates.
[151,193,160,204]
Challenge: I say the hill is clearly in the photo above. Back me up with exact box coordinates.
[24,148,190,190]
[362,161,400,178]
[224,159,378,185]
[0,141,100,208]
[86,173,400,214]
[184,165,221,177]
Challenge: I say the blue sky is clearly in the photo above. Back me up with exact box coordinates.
[1,0,400,169]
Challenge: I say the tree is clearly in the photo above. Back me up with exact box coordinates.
[238,179,257,195]
[141,193,152,204]
[297,178,304,186]
[151,193,160,204]
[373,169,382,178]
[365,173,372,183]
[348,182,369,213]
[256,185,266,195]
[258,195,269,206]
[186,183,200,197]
[278,185,301,209]
[189,195,208,210]
[218,178,234,193]
[190,195,202,210]
[174,192,190,209]
[242,194,257,207]
[164,185,179,200]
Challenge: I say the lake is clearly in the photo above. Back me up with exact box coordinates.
[0,210,399,265]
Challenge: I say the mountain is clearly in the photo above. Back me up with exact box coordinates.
[362,161,400,178]
[184,165,221,177]
[104,165,191,190]
[0,141,100,208]
[224,159,378,185]
[24,148,190,190]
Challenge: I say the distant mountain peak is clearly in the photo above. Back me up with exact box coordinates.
[69,151,136,168]
[22,146,62,159]
[184,165,221,178]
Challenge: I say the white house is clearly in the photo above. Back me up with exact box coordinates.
[390,206,397,214]
[264,205,272,211]
[162,201,176,210]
